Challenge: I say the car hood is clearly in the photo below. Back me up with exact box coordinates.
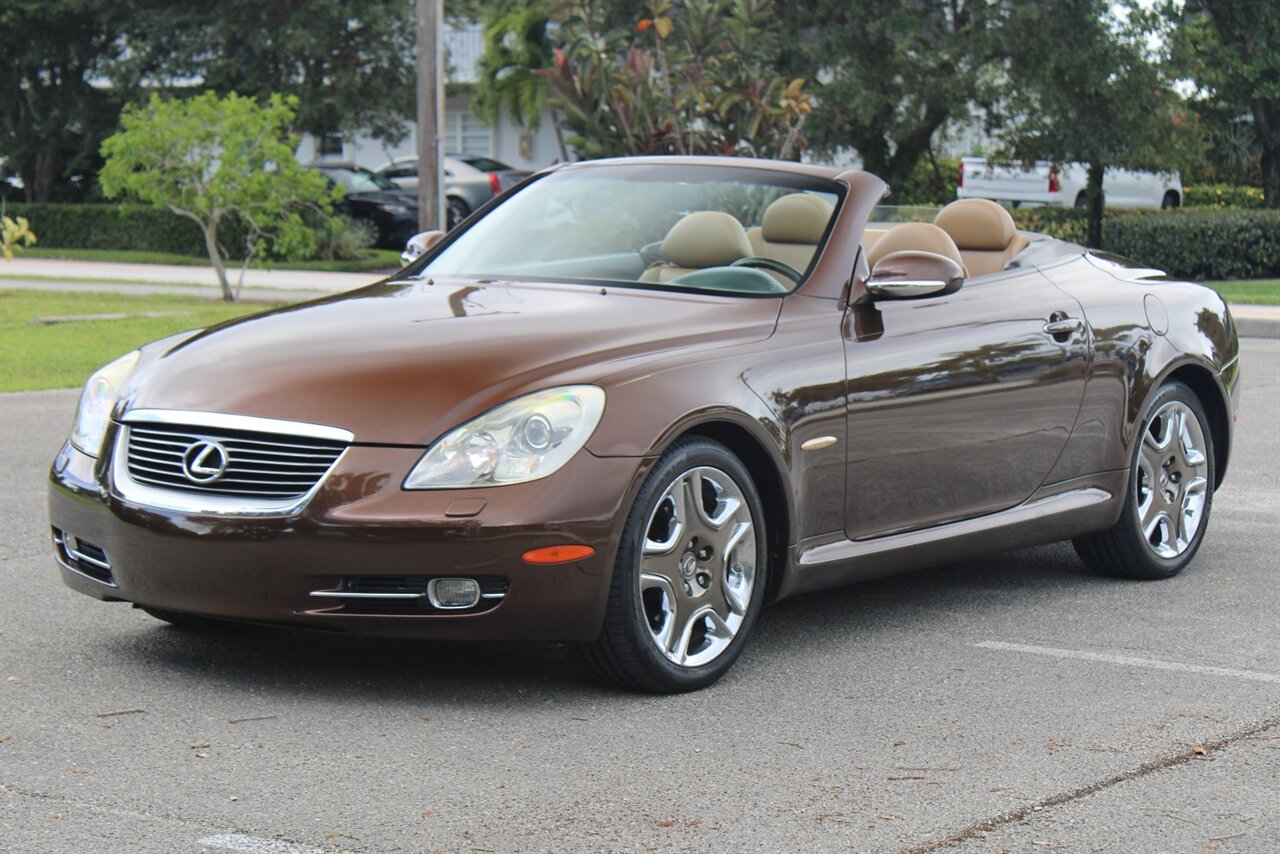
[124,278,782,446]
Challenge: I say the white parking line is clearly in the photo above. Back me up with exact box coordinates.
[975,641,1280,684]
[196,834,327,854]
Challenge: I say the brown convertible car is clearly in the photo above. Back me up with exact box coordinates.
[49,156,1241,692]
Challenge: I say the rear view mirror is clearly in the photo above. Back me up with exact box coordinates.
[867,250,965,300]
[401,230,445,266]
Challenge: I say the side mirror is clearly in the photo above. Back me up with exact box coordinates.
[867,250,965,300]
[401,229,445,266]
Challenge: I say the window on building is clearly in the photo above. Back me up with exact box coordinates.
[445,111,492,157]
[316,133,344,160]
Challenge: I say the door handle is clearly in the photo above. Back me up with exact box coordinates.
[1043,317,1083,336]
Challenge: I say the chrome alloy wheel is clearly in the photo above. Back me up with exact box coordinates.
[1135,400,1209,560]
[639,466,757,667]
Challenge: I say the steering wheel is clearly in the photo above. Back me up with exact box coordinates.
[730,256,804,283]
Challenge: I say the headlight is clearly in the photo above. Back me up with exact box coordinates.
[404,385,605,489]
[70,351,140,457]
[376,203,413,216]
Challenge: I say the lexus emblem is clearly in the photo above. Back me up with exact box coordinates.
[181,440,229,483]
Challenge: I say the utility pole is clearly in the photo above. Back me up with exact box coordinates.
[415,0,444,232]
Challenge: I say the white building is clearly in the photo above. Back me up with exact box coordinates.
[299,25,566,173]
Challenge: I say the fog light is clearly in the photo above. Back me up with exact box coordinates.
[427,577,481,609]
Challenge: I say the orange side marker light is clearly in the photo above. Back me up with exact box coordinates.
[522,544,596,565]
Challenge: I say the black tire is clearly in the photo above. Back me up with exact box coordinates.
[1074,192,1088,209]
[1073,381,1214,579]
[140,606,232,632]
[582,437,769,693]
[446,196,470,230]
[1161,190,1180,209]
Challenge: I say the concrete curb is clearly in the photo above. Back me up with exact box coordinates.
[1231,305,1280,340]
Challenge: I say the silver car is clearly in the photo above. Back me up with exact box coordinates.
[376,155,531,229]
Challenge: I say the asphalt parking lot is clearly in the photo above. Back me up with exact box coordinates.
[2,338,1277,854]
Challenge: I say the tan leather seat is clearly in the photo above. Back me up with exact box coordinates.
[864,222,968,276]
[745,193,834,273]
[641,211,754,283]
[933,199,1029,277]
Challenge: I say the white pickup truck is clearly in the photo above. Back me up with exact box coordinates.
[956,157,1182,209]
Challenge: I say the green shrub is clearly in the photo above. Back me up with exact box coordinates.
[1012,207,1279,279]
[1182,184,1265,209]
[315,215,376,261]
[3,203,249,258]
[1105,210,1279,280]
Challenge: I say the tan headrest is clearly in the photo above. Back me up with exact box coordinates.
[934,199,1016,251]
[865,222,966,273]
[661,211,753,268]
[762,193,834,245]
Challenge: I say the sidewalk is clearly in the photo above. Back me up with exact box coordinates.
[0,257,382,293]
[1231,303,1280,340]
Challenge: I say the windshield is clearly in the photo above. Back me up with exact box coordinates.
[320,166,397,193]
[416,163,844,295]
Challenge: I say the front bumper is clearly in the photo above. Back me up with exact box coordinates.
[48,433,648,643]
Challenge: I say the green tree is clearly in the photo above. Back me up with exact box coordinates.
[989,0,1200,246]
[0,0,132,201]
[777,0,1005,192]
[1169,0,1280,207]
[113,1,417,146]
[99,92,340,301]
[543,0,811,159]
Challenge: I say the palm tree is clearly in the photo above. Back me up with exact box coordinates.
[473,1,569,161]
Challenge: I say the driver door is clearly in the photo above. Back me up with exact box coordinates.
[842,266,1088,539]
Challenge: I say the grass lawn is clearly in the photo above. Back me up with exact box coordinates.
[0,290,288,392]
[1203,279,1280,306]
[22,246,403,274]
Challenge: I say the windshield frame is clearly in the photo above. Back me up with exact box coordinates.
[398,161,848,299]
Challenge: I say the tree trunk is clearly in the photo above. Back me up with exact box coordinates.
[1256,100,1279,208]
[201,221,234,302]
[1086,160,1105,248]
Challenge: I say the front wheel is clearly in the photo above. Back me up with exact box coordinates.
[1073,381,1214,579]
[582,438,768,692]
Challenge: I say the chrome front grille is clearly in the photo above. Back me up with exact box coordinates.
[125,424,346,499]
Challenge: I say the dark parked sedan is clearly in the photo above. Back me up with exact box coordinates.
[311,163,419,248]
[49,156,1240,692]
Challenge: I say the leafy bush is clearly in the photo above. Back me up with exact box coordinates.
[1105,210,1280,280]
[1013,207,1279,279]
[1182,184,1265,209]
[316,215,376,261]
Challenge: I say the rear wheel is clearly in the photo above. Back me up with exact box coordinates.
[1161,190,1180,209]
[1073,381,1214,579]
[446,196,470,230]
[582,438,768,692]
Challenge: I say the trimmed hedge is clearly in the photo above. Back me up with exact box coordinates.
[4,203,249,258]
[1182,183,1265,210]
[1011,207,1279,280]
[1106,210,1280,280]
